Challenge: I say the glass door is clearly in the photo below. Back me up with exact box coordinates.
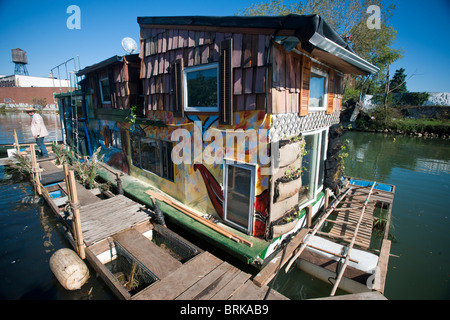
[223,162,256,234]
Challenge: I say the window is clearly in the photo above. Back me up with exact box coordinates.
[110,130,121,149]
[99,77,111,103]
[223,162,256,234]
[183,63,218,112]
[299,128,328,207]
[309,67,328,110]
[130,136,174,181]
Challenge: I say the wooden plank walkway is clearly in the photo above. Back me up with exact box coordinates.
[132,251,288,300]
[79,195,149,246]
[39,160,66,185]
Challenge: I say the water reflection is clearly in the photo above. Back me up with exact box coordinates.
[344,132,450,179]
[0,112,62,145]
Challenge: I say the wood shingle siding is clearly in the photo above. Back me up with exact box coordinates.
[141,28,271,115]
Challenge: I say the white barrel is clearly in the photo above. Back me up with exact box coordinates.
[50,248,90,290]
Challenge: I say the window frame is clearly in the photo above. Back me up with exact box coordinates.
[130,136,174,181]
[299,128,328,209]
[183,63,219,112]
[308,67,328,111]
[99,77,111,104]
[223,160,256,235]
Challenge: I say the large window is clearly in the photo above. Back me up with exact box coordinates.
[309,67,328,110]
[130,136,174,181]
[99,77,111,104]
[299,129,328,206]
[183,63,218,112]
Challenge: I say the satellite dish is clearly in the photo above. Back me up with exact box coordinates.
[121,37,138,54]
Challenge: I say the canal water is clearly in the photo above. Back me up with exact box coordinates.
[1,113,449,299]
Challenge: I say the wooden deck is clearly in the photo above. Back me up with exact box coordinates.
[132,249,288,300]
[322,181,395,250]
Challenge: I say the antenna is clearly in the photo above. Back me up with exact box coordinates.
[121,37,138,55]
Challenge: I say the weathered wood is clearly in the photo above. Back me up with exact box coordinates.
[84,245,131,300]
[132,251,222,300]
[59,181,101,206]
[229,279,288,300]
[374,239,391,293]
[253,227,310,287]
[113,229,181,280]
[330,182,376,296]
[175,261,237,300]
[68,170,85,259]
[209,270,251,300]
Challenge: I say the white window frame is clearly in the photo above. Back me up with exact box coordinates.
[308,67,328,111]
[223,160,256,235]
[99,77,111,104]
[299,128,328,209]
[183,63,219,112]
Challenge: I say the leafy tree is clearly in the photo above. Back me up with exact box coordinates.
[237,0,403,101]
[389,68,408,93]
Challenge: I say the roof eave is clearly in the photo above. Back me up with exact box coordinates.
[309,32,379,75]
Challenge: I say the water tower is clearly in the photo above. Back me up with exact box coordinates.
[11,48,29,75]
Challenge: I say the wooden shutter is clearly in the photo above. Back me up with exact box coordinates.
[108,71,116,108]
[93,73,101,107]
[299,55,311,116]
[327,69,335,115]
[335,73,343,110]
[170,59,184,117]
[219,38,233,125]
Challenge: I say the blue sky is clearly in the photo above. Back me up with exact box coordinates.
[0,0,449,92]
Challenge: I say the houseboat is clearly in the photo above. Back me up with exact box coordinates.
[56,14,380,271]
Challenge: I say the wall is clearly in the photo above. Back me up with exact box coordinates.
[0,87,70,109]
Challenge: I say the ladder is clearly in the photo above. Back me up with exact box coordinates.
[329,182,376,296]
[51,56,82,151]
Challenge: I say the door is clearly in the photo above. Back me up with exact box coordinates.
[223,162,256,234]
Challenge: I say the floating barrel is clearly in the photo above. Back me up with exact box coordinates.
[50,248,89,290]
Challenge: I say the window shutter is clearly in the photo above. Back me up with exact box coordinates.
[94,73,101,107]
[327,69,335,115]
[108,71,116,108]
[334,73,343,110]
[219,38,233,125]
[171,59,184,117]
[299,55,311,116]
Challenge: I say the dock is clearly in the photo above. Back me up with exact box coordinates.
[31,154,289,301]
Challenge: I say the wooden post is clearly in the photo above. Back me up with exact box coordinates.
[67,169,85,259]
[324,189,330,213]
[30,144,41,195]
[306,205,312,228]
[14,129,20,154]
[63,164,72,202]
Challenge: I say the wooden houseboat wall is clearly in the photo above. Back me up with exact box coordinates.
[69,15,378,266]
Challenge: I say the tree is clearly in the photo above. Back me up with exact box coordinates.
[237,0,403,101]
[389,68,408,93]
